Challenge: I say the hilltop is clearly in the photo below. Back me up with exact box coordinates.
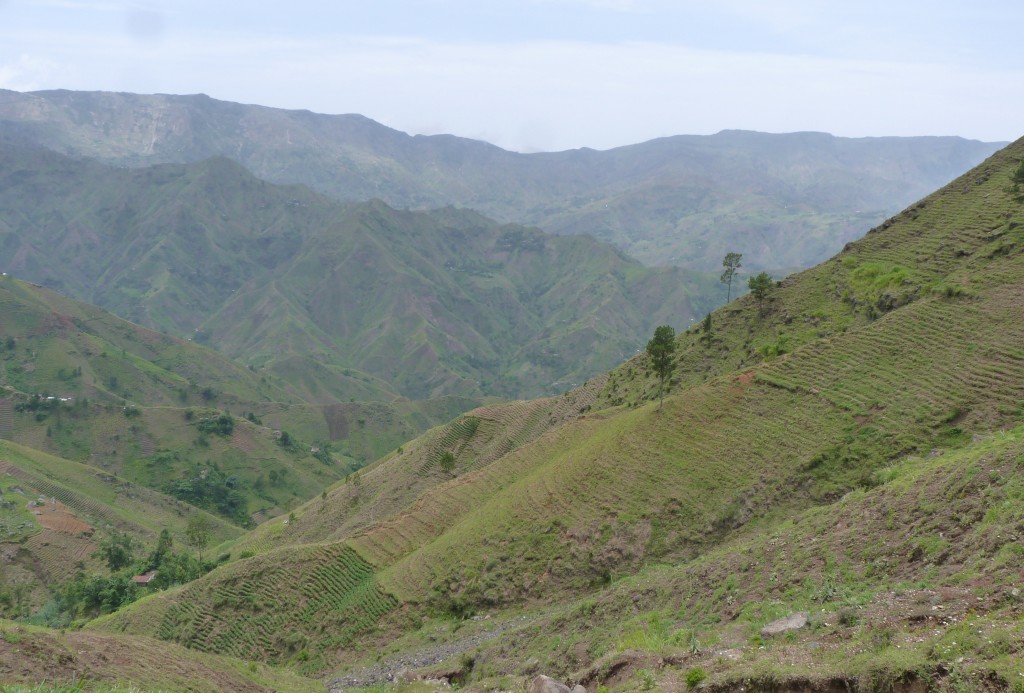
[0,89,1003,272]
[0,140,715,401]
[77,136,1024,691]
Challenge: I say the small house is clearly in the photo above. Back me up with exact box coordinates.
[132,570,158,586]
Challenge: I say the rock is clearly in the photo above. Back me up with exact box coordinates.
[761,611,809,638]
[529,675,572,693]
[571,686,588,693]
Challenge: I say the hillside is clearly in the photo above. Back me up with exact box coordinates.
[82,138,1024,690]
[0,438,238,619]
[0,140,715,400]
[0,89,1003,272]
[0,276,486,535]
[0,619,317,691]
[0,274,369,519]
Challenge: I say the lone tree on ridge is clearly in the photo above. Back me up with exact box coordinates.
[720,252,743,302]
[646,325,676,410]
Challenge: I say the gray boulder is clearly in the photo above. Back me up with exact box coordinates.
[529,675,572,693]
[761,611,809,638]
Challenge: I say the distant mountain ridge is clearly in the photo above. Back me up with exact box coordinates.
[0,89,1004,271]
[0,140,714,401]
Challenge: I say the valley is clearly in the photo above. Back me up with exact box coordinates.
[0,87,1021,692]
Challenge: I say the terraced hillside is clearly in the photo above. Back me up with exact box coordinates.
[229,376,607,558]
[425,423,1024,691]
[368,136,1024,611]
[94,542,397,674]
[83,137,1024,688]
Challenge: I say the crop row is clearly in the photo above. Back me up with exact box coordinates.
[415,415,483,475]
[0,398,14,438]
[0,461,140,535]
[25,530,96,582]
[156,543,396,665]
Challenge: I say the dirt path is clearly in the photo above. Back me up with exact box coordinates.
[326,616,530,691]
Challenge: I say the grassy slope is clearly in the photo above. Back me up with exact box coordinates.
[0,275,362,521]
[88,380,607,671]
[442,422,1024,691]
[91,542,398,675]
[0,619,317,691]
[0,89,1003,272]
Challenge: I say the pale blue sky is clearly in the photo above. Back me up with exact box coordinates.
[1,0,1021,151]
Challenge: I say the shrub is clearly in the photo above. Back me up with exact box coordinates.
[837,607,859,627]
[439,451,456,473]
[685,666,707,689]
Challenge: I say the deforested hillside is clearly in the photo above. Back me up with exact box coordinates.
[89,138,1024,689]
[0,140,714,402]
[0,89,1003,272]
[0,439,238,619]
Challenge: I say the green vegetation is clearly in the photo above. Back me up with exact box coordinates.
[0,142,714,402]
[645,325,676,409]
[0,90,1001,272]
[700,312,713,347]
[95,531,135,571]
[746,271,774,314]
[95,543,397,672]
[185,515,212,564]
[720,252,742,302]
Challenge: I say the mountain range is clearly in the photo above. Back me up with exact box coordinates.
[0,138,714,402]
[0,89,1004,272]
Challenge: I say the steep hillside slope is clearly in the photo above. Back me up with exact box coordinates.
[92,138,1024,686]
[0,439,237,618]
[0,89,1002,272]
[406,423,1024,692]
[0,141,713,400]
[0,619,316,691]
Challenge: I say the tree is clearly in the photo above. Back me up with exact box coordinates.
[148,528,174,568]
[748,271,774,314]
[720,253,743,302]
[185,514,211,564]
[1012,161,1024,199]
[646,325,676,410]
[439,451,456,474]
[94,530,135,572]
[701,313,713,347]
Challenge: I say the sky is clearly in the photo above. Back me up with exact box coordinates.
[0,0,1021,152]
